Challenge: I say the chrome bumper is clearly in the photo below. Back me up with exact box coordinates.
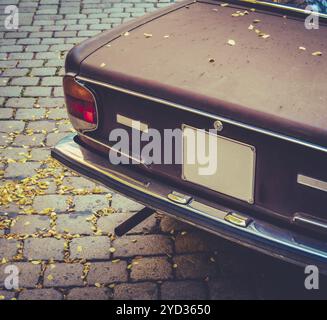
[52,134,327,272]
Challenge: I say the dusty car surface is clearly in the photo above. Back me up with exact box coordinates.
[52,0,327,272]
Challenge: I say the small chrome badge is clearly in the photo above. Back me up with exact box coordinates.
[224,213,252,228]
[213,120,224,132]
[167,191,192,205]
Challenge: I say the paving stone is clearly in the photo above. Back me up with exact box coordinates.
[42,77,62,86]
[87,261,128,285]
[208,277,256,300]
[161,281,207,300]
[113,235,173,258]
[30,148,51,161]
[174,231,211,254]
[19,288,63,300]
[56,214,93,235]
[0,87,22,97]
[18,60,44,68]
[33,195,69,213]
[0,263,41,289]
[2,69,29,77]
[38,97,64,108]
[46,132,68,146]
[111,194,144,212]
[24,238,65,260]
[0,290,16,300]
[4,162,41,179]
[70,236,111,260]
[160,215,192,233]
[0,108,14,119]
[62,176,97,190]
[97,212,158,235]
[15,108,46,120]
[0,134,11,146]
[44,263,84,287]
[11,215,50,234]
[173,254,220,280]
[5,97,35,109]
[114,282,158,300]
[0,147,30,161]
[24,87,52,97]
[67,287,109,300]
[11,77,40,86]
[130,257,172,281]
[0,120,25,133]
[31,68,57,77]
[13,134,45,147]
[74,195,109,213]
[0,239,18,259]
[46,108,68,120]
[27,121,56,132]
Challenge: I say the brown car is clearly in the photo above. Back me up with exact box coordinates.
[52,0,327,272]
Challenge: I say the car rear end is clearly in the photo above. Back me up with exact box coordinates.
[52,0,327,272]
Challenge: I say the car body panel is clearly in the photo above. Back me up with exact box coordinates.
[56,0,327,269]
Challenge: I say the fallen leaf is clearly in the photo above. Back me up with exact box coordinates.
[173,264,178,269]
[144,33,152,38]
[0,296,5,300]
[220,3,229,7]
[109,247,116,253]
[208,58,215,63]
[299,46,306,51]
[248,24,254,30]
[227,39,236,46]
[312,51,322,56]
[100,63,106,68]
[31,260,42,265]
[77,246,83,253]
[253,19,261,23]
[47,274,54,281]
[95,283,102,288]
[112,259,121,264]
[123,32,130,36]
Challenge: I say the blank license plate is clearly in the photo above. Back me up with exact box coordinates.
[182,125,256,204]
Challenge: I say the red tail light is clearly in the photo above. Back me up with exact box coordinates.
[63,76,97,131]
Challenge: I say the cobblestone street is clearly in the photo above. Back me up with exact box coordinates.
[0,0,326,300]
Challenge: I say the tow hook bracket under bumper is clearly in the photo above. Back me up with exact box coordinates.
[114,207,156,236]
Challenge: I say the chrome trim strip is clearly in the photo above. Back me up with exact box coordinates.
[240,0,327,19]
[76,76,327,154]
[293,215,327,231]
[297,174,327,193]
[53,134,327,262]
[117,114,149,133]
[78,132,147,166]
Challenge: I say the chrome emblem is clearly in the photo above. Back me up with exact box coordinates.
[214,120,224,132]
[167,191,192,205]
[224,213,252,228]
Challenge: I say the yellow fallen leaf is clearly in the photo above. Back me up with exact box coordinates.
[248,24,254,30]
[0,295,5,300]
[253,19,261,23]
[312,51,322,56]
[220,3,229,7]
[95,283,102,288]
[112,259,121,264]
[47,274,54,281]
[227,39,236,46]
[100,63,106,68]
[173,264,178,269]
[144,33,152,38]
[109,284,115,289]
[299,46,306,51]
[77,246,83,253]
[109,247,116,253]
[31,260,42,265]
